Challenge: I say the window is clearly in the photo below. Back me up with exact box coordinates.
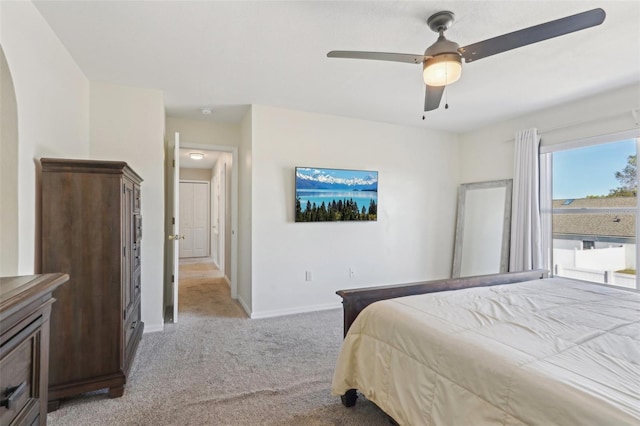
[542,134,639,290]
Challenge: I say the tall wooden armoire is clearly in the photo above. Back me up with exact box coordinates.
[40,158,144,411]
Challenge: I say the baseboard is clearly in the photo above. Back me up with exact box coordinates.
[237,295,251,317]
[143,323,165,334]
[249,302,342,319]
[224,276,231,288]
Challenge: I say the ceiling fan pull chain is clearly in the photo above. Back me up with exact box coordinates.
[443,63,449,110]
[444,86,449,110]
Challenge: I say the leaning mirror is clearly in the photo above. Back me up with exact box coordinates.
[452,179,513,278]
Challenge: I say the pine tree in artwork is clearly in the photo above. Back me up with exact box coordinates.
[319,201,328,221]
[295,198,302,221]
[305,200,312,221]
[368,199,377,216]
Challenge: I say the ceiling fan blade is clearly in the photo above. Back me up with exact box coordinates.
[458,8,605,63]
[327,51,425,64]
[425,85,444,112]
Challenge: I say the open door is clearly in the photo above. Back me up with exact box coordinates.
[169,132,182,322]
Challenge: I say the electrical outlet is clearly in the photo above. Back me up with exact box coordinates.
[305,271,312,282]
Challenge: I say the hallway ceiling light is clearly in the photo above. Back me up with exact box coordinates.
[200,107,212,115]
[189,152,205,160]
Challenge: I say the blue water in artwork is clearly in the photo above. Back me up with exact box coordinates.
[296,189,377,210]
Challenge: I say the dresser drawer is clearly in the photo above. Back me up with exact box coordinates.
[0,326,38,426]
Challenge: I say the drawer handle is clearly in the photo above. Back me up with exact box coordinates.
[1,382,26,410]
[131,321,137,330]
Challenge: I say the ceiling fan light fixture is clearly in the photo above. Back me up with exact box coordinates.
[189,152,205,160]
[327,9,605,111]
[423,54,462,87]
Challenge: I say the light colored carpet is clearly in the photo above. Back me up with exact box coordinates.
[47,260,389,425]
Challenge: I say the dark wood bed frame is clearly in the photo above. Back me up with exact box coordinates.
[335,269,548,408]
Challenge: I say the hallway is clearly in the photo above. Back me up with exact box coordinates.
[178,258,245,319]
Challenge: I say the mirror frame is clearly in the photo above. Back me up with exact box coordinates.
[452,179,513,278]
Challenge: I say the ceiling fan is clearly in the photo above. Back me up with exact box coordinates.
[327,8,605,113]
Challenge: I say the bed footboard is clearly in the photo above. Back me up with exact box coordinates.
[336,269,547,336]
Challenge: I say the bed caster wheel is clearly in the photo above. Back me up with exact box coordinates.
[341,389,358,407]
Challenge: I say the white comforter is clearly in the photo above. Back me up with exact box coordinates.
[332,278,640,425]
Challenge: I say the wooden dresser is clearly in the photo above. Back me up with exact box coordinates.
[0,273,69,426]
[40,158,144,411]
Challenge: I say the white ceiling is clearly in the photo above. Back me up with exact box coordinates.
[34,1,640,133]
[179,148,220,170]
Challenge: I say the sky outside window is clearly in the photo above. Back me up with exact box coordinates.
[552,139,637,199]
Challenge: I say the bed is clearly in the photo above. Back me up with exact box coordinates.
[332,270,640,425]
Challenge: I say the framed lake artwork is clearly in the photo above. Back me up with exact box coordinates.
[295,167,378,222]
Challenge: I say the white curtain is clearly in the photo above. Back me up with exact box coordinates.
[510,128,543,271]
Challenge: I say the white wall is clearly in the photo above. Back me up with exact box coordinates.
[237,108,253,313]
[459,83,640,184]
[554,239,582,250]
[623,243,636,269]
[211,152,233,279]
[180,168,212,181]
[0,46,19,276]
[249,105,460,317]
[1,2,167,332]
[1,0,90,275]
[223,152,233,279]
[166,117,240,148]
[210,167,219,266]
[576,246,626,271]
[89,81,165,332]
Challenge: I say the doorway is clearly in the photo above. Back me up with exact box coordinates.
[164,138,238,324]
